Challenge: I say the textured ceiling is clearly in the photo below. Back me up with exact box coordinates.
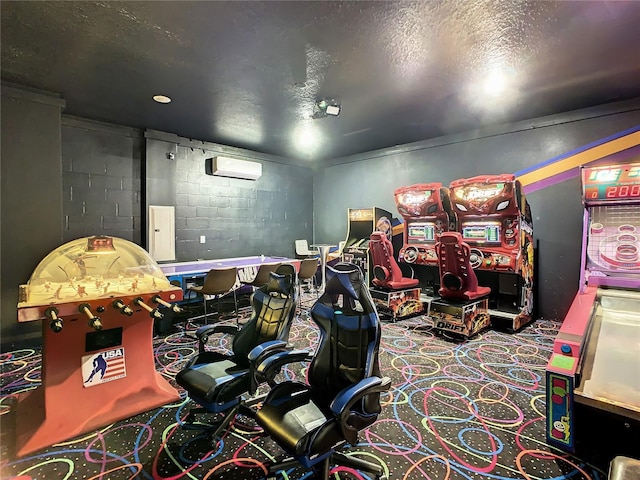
[2,1,640,161]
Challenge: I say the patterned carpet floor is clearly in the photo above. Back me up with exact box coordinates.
[0,293,616,479]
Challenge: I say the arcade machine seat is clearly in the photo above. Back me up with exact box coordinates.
[429,232,492,339]
[368,231,424,320]
[369,231,419,289]
[437,232,491,301]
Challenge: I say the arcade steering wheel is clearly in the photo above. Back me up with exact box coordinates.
[469,248,484,269]
[403,246,418,263]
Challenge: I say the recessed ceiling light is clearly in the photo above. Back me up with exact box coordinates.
[293,123,321,154]
[153,95,172,104]
[483,72,507,97]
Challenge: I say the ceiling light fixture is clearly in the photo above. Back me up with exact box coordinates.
[153,95,172,104]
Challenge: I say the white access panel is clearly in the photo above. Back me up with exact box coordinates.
[148,205,176,262]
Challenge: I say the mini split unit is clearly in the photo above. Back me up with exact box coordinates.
[205,156,262,180]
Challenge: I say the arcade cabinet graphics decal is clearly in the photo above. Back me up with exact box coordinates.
[82,348,127,387]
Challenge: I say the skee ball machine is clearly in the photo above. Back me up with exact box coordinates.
[394,182,457,296]
[448,174,535,331]
[13,236,183,457]
[546,163,640,454]
[342,207,394,285]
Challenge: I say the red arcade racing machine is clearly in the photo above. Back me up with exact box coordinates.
[394,182,456,296]
[13,235,183,457]
[546,163,640,454]
[448,174,535,332]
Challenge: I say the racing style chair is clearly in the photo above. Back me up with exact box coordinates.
[436,232,491,301]
[251,263,391,479]
[369,231,419,289]
[175,270,298,442]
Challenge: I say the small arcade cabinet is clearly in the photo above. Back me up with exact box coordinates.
[394,182,456,296]
[13,236,183,457]
[546,163,640,455]
[342,207,395,285]
[448,174,535,331]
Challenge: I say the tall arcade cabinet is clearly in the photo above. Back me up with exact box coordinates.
[342,207,395,285]
[448,174,535,331]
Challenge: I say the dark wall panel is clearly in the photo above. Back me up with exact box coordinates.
[314,101,640,321]
[146,133,314,261]
[61,117,143,244]
[1,86,64,347]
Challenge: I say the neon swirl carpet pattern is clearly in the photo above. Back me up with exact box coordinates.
[1,295,607,479]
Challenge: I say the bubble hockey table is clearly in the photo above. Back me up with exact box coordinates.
[13,236,183,457]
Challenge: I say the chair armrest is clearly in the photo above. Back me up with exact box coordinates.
[247,340,289,363]
[329,376,391,417]
[329,376,392,445]
[249,348,312,394]
[195,324,239,353]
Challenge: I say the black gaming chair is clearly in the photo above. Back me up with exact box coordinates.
[250,262,391,479]
[175,270,298,442]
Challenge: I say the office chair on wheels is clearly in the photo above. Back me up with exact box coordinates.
[250,262,391,480]
[175,270,298,444]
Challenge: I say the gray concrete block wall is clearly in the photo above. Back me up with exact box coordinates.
[173,146,313,260]
[1,85,65,347]
[61,118,143,244]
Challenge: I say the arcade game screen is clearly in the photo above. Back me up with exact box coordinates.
[407,223,436,243]
[461,223,501,244]
[583,165,640,276]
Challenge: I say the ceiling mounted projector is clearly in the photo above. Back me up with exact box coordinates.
[314,98,341,118]
[205,156,262,180]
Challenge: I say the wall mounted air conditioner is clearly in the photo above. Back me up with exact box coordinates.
[205,156,262,180]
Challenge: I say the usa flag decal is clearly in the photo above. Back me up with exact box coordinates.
[81,348,127,387]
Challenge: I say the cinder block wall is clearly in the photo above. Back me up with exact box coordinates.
[173,147,313,260]
[145,132,314,261]
[61,117,143,244]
